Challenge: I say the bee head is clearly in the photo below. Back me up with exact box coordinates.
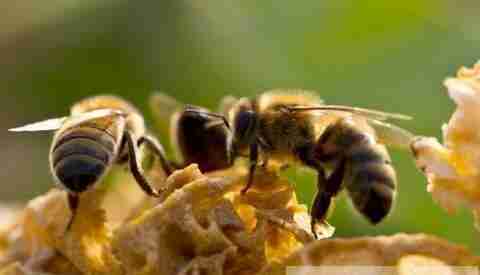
[232,108,259,151]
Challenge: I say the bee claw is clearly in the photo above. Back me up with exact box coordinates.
[240,187,248,195]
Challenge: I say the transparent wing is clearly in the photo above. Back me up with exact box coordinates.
[9,109,125,133]
[218,95,239,115]
[150,91,184,119]
[66,109,125,126]
[9,117,67,132]
[149,91,184,135]
[288,105,412,121]
[367,119,415,149]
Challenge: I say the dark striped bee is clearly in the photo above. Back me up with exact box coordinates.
[9,95,173,231]
[149,93,232,173]
[153,90,414,238]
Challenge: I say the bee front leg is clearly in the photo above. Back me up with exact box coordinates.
[241,141,258,194]
[65,193,79,233]
[311,159,346,239]
[125,131,162,197]
[257,137,271,169]
[138,134,174,176]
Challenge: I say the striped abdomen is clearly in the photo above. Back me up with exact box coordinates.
[173,107,230,172]
[315,118,396,224]
[51,125,117,193]
[345,140,396,224]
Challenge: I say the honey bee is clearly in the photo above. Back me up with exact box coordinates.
[9,95,173,230]
[158,90,414,238]
[225,90,415,237]
[149,93,232,172]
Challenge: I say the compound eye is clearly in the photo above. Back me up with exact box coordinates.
[234,110,257,145]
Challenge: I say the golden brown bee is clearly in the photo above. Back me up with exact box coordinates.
[165,90,414,238]
[224,90,414,237]
[149,93,232,172]
[9,95,173,230]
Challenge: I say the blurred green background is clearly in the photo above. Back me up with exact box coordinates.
[1,0,479,252]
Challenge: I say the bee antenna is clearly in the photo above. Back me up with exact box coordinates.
[184,107,231,130]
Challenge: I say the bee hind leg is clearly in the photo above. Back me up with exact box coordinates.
[241,141,258,194]
[125,131,163,197]
[311,159,346,239]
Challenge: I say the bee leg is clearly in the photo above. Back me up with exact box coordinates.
[257,137,271,169]
[311,159,346,239]
[138,135,174,176]
[241,141,259,194]
[310,168,329,239]
[125,131,162,197]
[65,193,79,233]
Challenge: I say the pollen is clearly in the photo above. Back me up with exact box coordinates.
[412,60,480,223]
[2,163,478,274]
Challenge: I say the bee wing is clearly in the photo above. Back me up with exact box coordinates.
[9,109,125,133]
[218,95,239,115]
[150,92,184,117]
[8,117,68,132]
[65,108,126,126]
[288,105,412,121]
[149,92,185,136]
[367,119,415,149]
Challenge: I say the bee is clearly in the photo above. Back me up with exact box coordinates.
[224,90,415,237]
[162,90,414,238]
[149,93,232,172]
[9,95,173,230]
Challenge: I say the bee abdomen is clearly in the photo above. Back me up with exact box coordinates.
[52,138,111,166]
[55,155,106,192]
[346,147,396,224]
[174,108,230,172]
[52,126,115,192]
[53,126,115,153]
[348,144,391,165]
